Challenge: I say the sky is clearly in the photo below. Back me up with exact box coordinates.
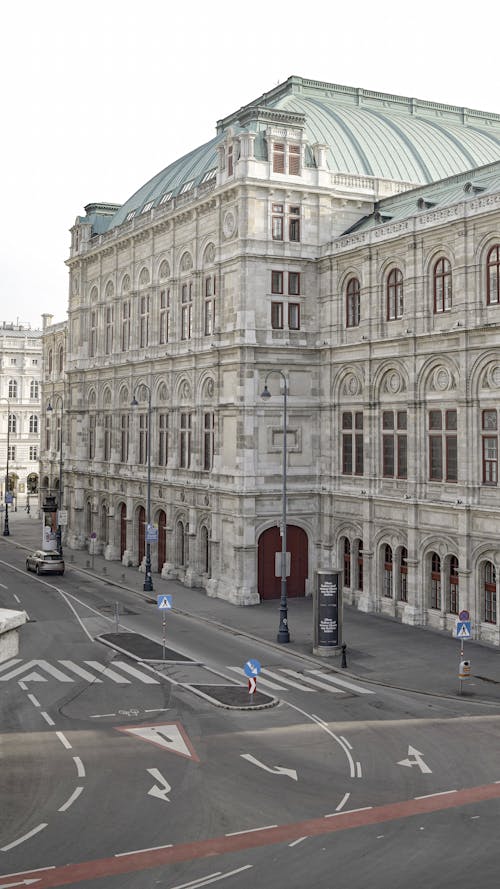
[2,0,500,328]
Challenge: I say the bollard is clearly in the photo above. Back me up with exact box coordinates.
[85,559,90,568]
[102,566,107,575]
[341,642,347,668]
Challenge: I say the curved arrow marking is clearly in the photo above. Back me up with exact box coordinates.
[147,768,171,801]
[241,753,298,781]
[397,746,432,774]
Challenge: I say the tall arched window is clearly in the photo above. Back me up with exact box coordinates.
[48,350,53,374]
[433,257,452,313]
[449,556,459,614]
[346,277,360,328]
[484,561,497,623]
[399,546,408,602]
[201,525,210,576]
[29,414,38,433]
[8,379,17,398]
[58,344,64,372]
[343,538,351,587]
[486,245,500,306]
[177,521,186,566]
[383,545,393,597]
[100,503,108,546]
[386,268,403,320]
[431,552,441,609]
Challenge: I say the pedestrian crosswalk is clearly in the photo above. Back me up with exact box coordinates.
[0,658,159,685]
[225,666,374,696]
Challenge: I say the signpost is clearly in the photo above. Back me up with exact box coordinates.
[243,658,261,702]
[157,594,173,660]
[90,531,97,570]
[454,610,471,695]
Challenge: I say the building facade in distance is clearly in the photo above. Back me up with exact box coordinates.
[0,321,43,507]
[40,77,500,644]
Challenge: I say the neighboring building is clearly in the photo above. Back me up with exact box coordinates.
[39,314,67,510]
[41,76,500,643]
[0,321,43,506]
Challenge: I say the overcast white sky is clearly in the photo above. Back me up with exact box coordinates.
[2,0,500,328]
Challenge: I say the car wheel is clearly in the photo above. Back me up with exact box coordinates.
[59,571,64,576]
[36,565,40,575]
[26,561,30,571]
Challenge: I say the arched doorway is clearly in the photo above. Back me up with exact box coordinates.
[27,473,38,494]
[258,525,308,600]
[138,506,145,564]
[158,510,166,573]
[120,504,127,558]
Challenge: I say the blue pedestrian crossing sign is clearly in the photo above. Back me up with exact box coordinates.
[454,620,471,639]
[157,594,173,610]
[244,658,261,678]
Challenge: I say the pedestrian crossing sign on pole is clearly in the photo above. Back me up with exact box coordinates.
[157,595,173,610]
[454,620,471,639]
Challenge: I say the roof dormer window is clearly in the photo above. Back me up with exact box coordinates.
[160,191,173,205]
[272,142,301,176]
[141,200,154,214]
[126,210,136,221]
[179,180,194,195]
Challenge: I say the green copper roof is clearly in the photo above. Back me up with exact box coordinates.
[102,76,500,233]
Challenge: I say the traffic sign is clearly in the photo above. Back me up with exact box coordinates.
[146,523,158,543]
[459,610,470,621]
[248,677,257,694]
[454,620,471,639]
[157,594,173,610]
[90,531,97,539]
[244,658,261,678]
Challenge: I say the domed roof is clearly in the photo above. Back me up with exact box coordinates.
[107,76,500,231]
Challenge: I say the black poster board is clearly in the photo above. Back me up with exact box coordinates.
[313,570,342,654]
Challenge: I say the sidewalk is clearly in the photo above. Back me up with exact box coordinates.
[2,510,500,704]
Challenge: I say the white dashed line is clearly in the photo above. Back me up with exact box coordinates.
[225,824,277,837]
[41,711,55,726]
[73,756,85,778]
[115,843,173,857]
[58,787,84,812]
[56,731,72,750]
[1,822,48,851]
[27,693,40,707]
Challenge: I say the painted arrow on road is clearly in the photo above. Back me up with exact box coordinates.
[397,745,432,774]
[147,768,172,802]
[241,753,298,780]
[0,880,41,887]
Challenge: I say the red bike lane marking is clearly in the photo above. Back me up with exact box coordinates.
[4,781,500,888]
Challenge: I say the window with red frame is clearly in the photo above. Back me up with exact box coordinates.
[487,245,500,305]
[433,257,452,312]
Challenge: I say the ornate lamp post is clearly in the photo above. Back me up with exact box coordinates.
[131,384,153,593]
[261,370,290,643]
[46,398,63,555]
[1,398,10,536]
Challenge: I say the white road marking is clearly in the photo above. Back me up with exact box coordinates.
[147,768,172,802]
[0,661,73,682]
[335,792,351,811]
[325,806,373,818]
[27,694,40,707]
[414,790,457,800]
[84,661,130,683]
[241,753,298,781]
[0,581,8,589]
[340,736,352,749]
[1,823,48,852]
[41,711,55,726]
[288,836,308,847]
[168,867,253,888]
[0,659,21,673]
[356,761,363,777]
[308,670,375,694]
[55,731,72,750]
[262,667,316,691]
[112,660,159,683]
[58,787,84,812]
[89,712,117,718]
[115,843,173,857]
[286,702,358,778]
[226,825,277,836]
[73,756,85,777]
[225,666,285,690]
[280,668,343,693]
[58,661,103,682]
[398,746,432,774]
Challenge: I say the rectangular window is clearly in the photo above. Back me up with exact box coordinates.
[272,204,284,240]
[428,409,457,481]
[181,283,192,340]
[203,412,214,471]
[288,303,300,330]
[45,416,50,450]
[90,311,97,357]
[139,413,148,465]
[288,144,301,175]
[139,295,150,348]
[158,413,169,466]
[8,445,15,461]
[342,411,363,475]
[204,276,216,336]
[382,410,407,478]
[88,415,96,460]
[121,301,131,351]
[227,144,233,177]
[104,415,112,461]
[289,206,300,242]
[105,306,113,355]
[180,412,192,468]
[159,289,170,344]
[273,143,285,173]
[120,414,129,463]
[29,446,38,461]
[271,271,283,294]
[288,272,300,296]
[271,302,283,329]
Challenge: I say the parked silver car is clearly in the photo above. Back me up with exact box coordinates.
[26,550,65,576]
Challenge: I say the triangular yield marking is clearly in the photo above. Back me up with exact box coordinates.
[115,722,199,761]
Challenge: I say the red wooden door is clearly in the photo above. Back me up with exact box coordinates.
[258,525,308,600]
[158,510,166,573]
[138,506,145,564]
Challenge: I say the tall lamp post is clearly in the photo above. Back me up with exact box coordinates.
[131,384,153,593]
[1,398,10,536]
[47,398,63,555]
[261,370,290,643]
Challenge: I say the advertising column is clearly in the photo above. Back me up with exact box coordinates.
[313,570,342,657]
[42,495,58,552]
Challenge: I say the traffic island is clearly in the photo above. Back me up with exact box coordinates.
[97,632,194,663]
[0,608,27,663]
[184,684,277,710]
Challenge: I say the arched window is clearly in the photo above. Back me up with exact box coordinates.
[486,245,500,306]
[343,538,351,587]
[8,414,17,433]
[86,501,92,537]
[48,349,53,374]
[433,257,452,313]
[177,520,186,566]
[387,268,403,320]
[346,277,360,328]
[30,380,39,399]
[399,546,408,602]
[383,545,393,597]
[357,540,364,591]
[431,552,441,609]
[8,379,17,398]
[201,525,210,576]
[100,503,108,546]
[29,414,38,433]
[449,556,459,614]
[484,561,497,623]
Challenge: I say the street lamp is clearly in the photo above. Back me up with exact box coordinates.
[261,370,290,643]
[1,398,10,536]
[46,398,63,555]
[131,384,153,593]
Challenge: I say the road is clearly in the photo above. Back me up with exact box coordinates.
[1,548,500,888]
